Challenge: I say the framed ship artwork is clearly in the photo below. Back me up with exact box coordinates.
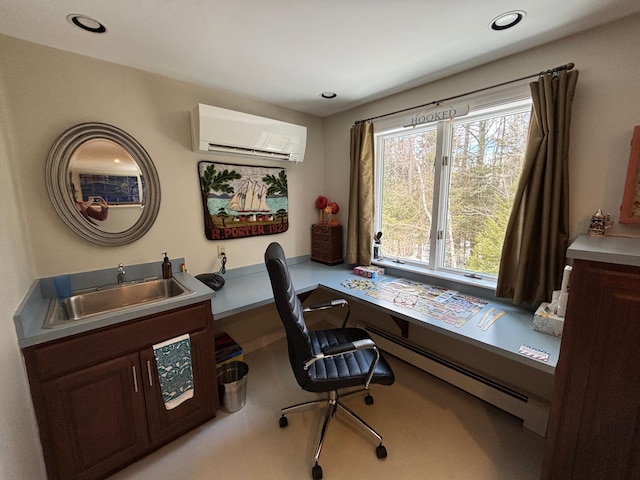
[198,161,289,240]
[620,125,640,224]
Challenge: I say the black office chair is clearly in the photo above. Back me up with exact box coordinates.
[264,242,395,480]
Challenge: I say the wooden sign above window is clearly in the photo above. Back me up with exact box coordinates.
[403,104,470,128]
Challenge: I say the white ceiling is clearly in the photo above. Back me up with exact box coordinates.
[1,1,639,117]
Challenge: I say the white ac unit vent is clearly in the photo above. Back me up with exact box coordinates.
[190,103,307,162]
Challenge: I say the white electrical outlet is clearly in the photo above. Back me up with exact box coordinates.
[217,245,226,259]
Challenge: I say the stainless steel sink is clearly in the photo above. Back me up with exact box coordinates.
[44,277,193,328]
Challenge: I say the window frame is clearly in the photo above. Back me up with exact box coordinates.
[372,86,532,289]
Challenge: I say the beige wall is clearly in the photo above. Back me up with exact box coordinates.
[1,13,640,479]
[0,35,325,278]
[323,13,640,242]
[0,58,46,479]
[0,34,325,479]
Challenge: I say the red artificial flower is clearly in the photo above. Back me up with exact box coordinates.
[315,195,328,210]
[328,201,340,214]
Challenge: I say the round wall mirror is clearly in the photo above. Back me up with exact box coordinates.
[46,122,161,246]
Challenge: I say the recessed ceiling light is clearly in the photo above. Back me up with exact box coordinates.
[320,92,337,99]
[490,11,526,31]
[67,14,107,34]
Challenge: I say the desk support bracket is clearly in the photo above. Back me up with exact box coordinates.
[390,315,409,338]
[297,291,314,304]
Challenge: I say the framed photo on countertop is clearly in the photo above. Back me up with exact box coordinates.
[620,125,640,224]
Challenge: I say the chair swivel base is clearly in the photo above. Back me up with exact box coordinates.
[279,389,388,480]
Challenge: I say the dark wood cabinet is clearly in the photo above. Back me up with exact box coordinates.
[541,259,640,480]
[39,353,150,480]
[311,223,343,265]
[142,329,214,443]
[23,301,218,480]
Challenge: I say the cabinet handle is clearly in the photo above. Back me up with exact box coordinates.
[133,366,139,393]
[146,360,154,387]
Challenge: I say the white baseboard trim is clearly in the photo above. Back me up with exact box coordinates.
[366,326,549,436]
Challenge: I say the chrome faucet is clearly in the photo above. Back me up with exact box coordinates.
[117,263,126,284]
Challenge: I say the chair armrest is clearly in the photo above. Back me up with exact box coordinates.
[303,299,351,328]
[303,338,380,389]
[303,299,348,312]
[321,338,375,356]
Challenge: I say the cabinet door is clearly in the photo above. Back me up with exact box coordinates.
[542,260,640,480]
[40,353,149,480]
[141,329,217,445]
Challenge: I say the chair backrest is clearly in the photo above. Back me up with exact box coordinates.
[264,242,313,388]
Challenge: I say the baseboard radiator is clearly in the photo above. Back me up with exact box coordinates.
[365,325,549,436]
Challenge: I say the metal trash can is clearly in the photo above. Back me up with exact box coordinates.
[217,361,249,412]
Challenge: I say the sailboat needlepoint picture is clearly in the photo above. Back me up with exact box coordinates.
[198,161,289,240]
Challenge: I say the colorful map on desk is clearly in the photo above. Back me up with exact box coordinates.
[364,278,487,328]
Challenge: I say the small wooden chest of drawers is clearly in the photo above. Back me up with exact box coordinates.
[311,223,344,265]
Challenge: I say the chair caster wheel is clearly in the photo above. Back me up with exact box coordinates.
[312,464,323,480]
[365,394,374,405]
[279,416,288,428]
[376,444,387,459]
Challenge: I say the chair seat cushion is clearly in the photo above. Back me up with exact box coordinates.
[303,327,395,392]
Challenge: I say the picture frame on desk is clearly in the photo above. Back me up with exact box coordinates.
[620,125,640,224]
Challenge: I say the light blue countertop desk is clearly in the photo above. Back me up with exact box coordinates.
[212,259,560,375]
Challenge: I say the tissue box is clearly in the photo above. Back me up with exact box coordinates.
[533,303,564,337]
[354,266,385,278]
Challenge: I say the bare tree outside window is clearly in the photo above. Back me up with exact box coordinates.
[381,128,437,264]
[376,99,531,279]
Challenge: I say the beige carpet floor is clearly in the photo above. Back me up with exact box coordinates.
[109,335,545,480]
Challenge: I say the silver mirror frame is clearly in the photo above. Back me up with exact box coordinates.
[46,122,161,246]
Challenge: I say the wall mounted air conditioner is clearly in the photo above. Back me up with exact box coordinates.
[190,103,307,162]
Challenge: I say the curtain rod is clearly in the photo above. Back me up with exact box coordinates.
[356,62,575,124]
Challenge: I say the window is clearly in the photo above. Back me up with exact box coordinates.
[374,95,532,282]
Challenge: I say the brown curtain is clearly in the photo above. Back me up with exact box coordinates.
[346,121,375,265]
[496,69,579,307]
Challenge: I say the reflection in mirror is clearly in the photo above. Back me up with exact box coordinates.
[46,123,161,246]
[69,139,145,233]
